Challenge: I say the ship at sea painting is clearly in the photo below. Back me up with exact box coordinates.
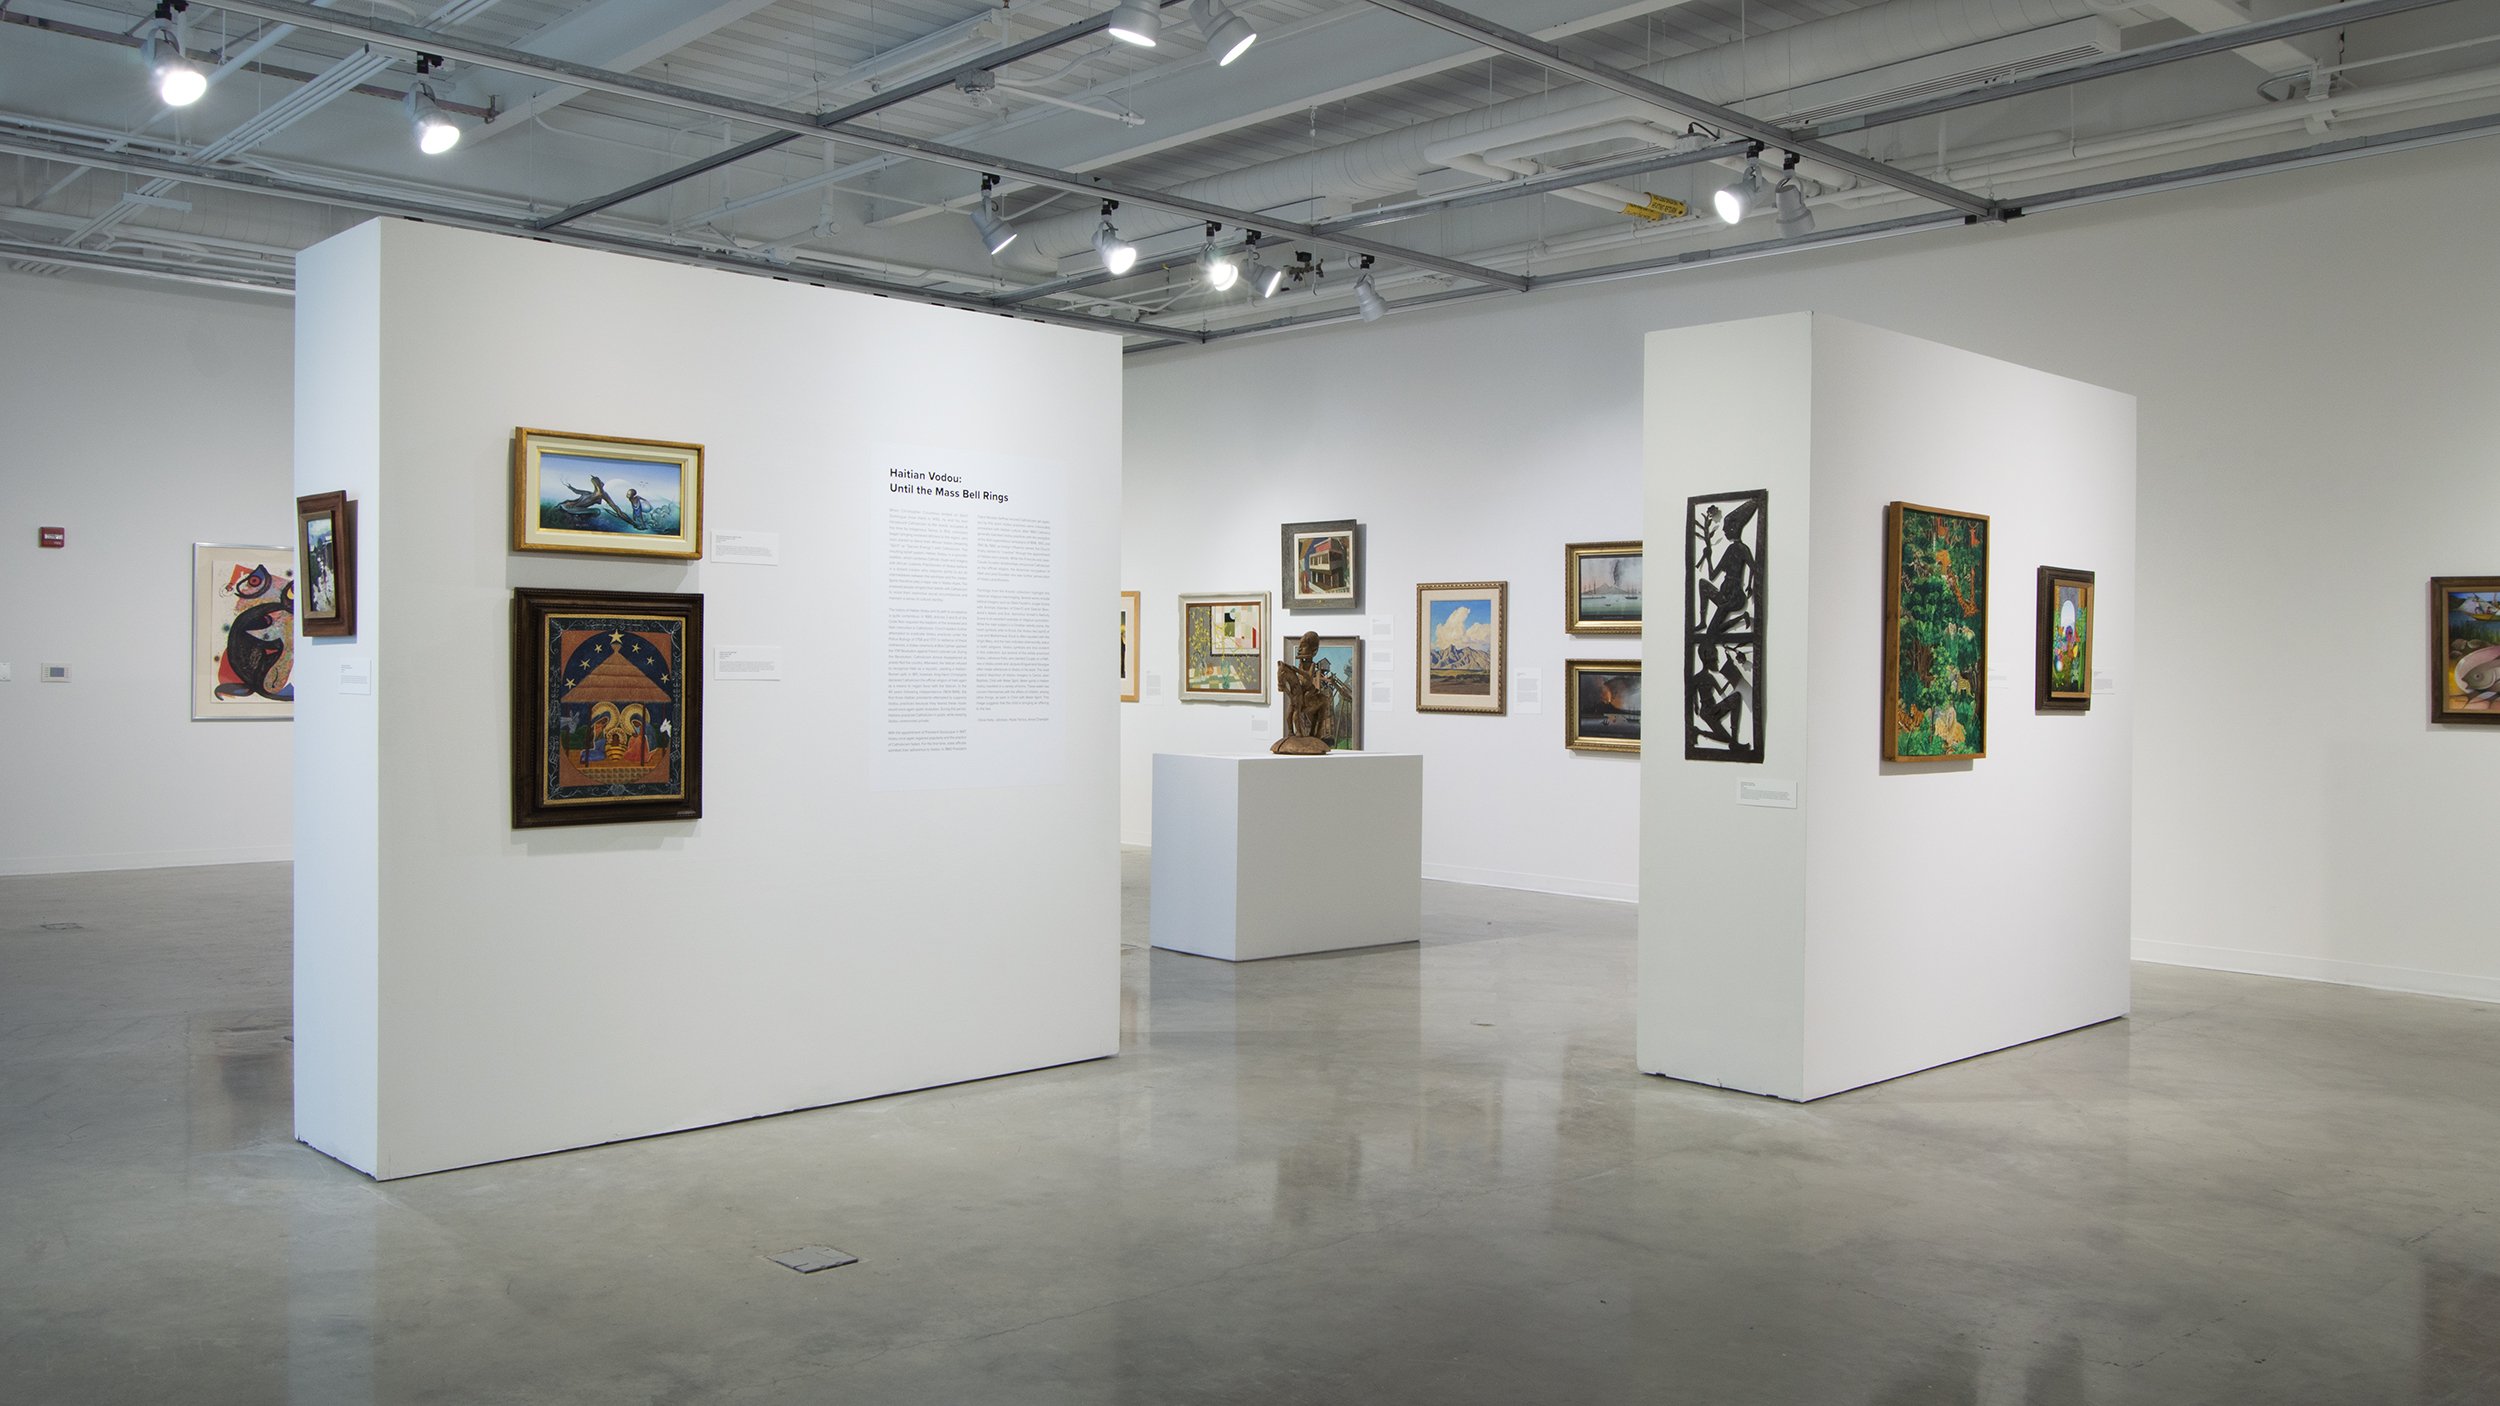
[1566,542,1642,634]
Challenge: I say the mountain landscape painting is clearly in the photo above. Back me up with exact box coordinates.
[1416,581,1509,714]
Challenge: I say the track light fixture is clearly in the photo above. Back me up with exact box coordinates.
[1772,153,1814,240]
[406,59,460,155]
[1244,233,1285,298]
[142,3,205,109]
[1093,200,1138,276]
[969,174,1018,255]
[1713,143,1771,225]
[1190,0,1258,66]
[1106,0,1161,48]
[1352,254,1386,322]
[1200,222,1239,292]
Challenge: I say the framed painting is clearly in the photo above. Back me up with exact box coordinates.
[1312,634,1364,749]
[1565,659,1642,754]
[1179,592,1270,703]
[1120,590,1142,703]
[2036,566,2095,713]
[1883,502,1988,762]
[1565,540,1642,635]
[512,427,703,559]
[1280,519,1363,613]
[512,588,703,827]
[1416,581,1508,715]
[191,543,296,721]
[1685,492,1764,762]
[2431,576,2500,724]
[295,491,357,639]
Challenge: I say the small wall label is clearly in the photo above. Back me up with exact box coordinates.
[1736,778,1798,809]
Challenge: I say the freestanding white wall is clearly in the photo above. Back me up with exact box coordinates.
[293,219,1123,1179]
[1639,314,2134,1101]
[0,270,294,875]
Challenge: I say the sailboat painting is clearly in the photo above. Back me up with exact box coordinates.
[1566,541,1643,634]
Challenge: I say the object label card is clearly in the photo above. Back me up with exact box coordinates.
[715,646,783,681]
[869,446,1070,791]
[710,528,781,565]
[1736,778,1799,809]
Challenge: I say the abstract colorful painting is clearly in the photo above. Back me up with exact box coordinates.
[1416,581,1507,714]
[512,427,703,559]
[295,491,356,638]
[2431,577,2500,724]
[1883,502,1989,762]
[512,588,703,827]
[1311,634,1364,749]
[1179,592,1270,702]
[1120,590,1141,703]
[1566,541,1642,634]
[191,543,296,721]
[1566,659,1641,754]
[2036,566,2094,713]
[1280,519,1363,612]
[1684,493,1763,762]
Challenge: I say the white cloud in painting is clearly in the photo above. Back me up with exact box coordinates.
[1433,605,1492,649]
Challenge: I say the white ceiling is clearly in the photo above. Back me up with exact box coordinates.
[1,0,2493,349]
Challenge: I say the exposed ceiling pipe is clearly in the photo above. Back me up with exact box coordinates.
[1015,0,2115,265]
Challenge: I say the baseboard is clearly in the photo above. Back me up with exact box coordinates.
[1420,862,1636,904]
[2133,939,2500,1005]
[0,844,293,877]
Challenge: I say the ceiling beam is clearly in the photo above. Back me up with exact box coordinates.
[0,124,1197,343]
[1356,0,2003,220]
[186,0,1531,291]
[1800,0,2464,139]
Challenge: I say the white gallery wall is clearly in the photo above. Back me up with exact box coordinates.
[1639,315,2135,1100]
[1125,139,2500,1003]
[294,220,1123,1178]
[0,270,295,875]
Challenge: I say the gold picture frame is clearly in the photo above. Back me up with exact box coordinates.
[1564,658,1642,754]
[1565,540,1642,635]
[1120,590,1142,703]
[512,427,704,559]
[1416,581,1508,715]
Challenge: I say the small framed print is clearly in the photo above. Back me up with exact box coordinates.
[1565,540,1642,634]
[512,588,703,828]
[2036,566,2095,713]
[1312,634,1364,749]
[2431,576,2500,724]
[1179,592,1270,702]
[1883,502,1988,762]
[1565,659,1642,754]
[513,427,703,559]
[1415,581,1508,715]
[295,491,357,638]
[1120,590,1142,703]
[1280,519,1363,613]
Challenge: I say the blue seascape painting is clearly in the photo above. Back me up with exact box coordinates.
[536,452,684,537]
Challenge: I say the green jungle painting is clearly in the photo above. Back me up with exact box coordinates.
[1884,503,1989,761]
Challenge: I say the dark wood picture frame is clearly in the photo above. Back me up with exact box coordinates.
[2430,576,2500,725]
[1565,658,1642,754]
[1565,540,1643,635]
[294,491,357,638]
[1279,519,1364,613]
[1684,492,1764,762]
[1882,501,1989,762]
[512,587,704,828]
[2035,565,2095,713]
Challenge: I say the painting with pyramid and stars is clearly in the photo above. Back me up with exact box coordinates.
[512,588,704,827]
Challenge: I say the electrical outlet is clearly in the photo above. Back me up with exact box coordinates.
[40,664,70,683]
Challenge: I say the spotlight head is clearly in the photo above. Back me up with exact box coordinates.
[1106,0,1161,48]
[1254,261,1286,299]
[1773,179,1815,240]
[1203,246,1238,292]
[971,202,1017,256]
[1094,218,1138,276]
[143,20,206,108]
[1191,0,1258,65]
[1353,272,1386,323]
[1712,159,1769,225]
[406,83,461,155]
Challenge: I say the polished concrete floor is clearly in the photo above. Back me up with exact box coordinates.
[3,856,2496,1405]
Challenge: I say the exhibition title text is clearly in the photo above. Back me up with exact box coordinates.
[888,467,1010,506]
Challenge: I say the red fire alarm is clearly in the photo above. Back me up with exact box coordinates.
[38,527,65,549]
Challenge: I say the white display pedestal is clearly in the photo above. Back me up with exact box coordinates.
[1639,314,2136,1102]
[1150,752,1423,961]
